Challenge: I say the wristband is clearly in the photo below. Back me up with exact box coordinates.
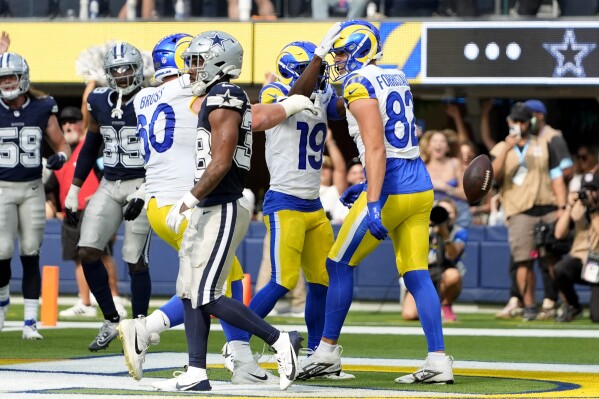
[69,184,81,195]
[183,192,199,209]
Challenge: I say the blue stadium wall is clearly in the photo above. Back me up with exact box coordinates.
[8,219,592,304]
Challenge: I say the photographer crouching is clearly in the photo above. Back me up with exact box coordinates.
[402,198,468,322]
[553,172,599,322]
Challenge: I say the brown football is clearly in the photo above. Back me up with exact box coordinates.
[463,154,494,204]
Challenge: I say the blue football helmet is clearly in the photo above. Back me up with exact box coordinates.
[329,19,382,81]
[0,52,30,100]
[276,41,329,95]
[152,33,193,83]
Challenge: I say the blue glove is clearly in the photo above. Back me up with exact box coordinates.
[340,182,364,208]
[366,201,388,240]
[46,152,67,170]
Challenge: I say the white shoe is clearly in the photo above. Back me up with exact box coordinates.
[152,370,211,392]
[232,359,279,385]
[222,342,235,373]
[275,331,302,390]
[117,316,160,380]
[395,355,454,384]
[59,301,97,317]
[88,320,119,352]
[22,322,43,340]
[298,345,346,380]
[321,370,355,380]
[0,303,8,331]
[113,296,128,318]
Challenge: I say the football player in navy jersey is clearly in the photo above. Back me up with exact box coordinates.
[65,42,152,352]
[0,52,71,340]
[149,31,301,393]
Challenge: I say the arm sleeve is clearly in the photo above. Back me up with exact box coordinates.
[74,131,104,182]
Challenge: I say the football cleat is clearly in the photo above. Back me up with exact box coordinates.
[152,370,212,392]
[298,345,347,380]
[0,302,8,331]
[274,331,302,390]
[118,316,160,380]
[88,320,119,352]
[395,355,454,384]
[22,322,43,340]
[59,301,97,318]
[232,359,279,385]
[222,342,235,373]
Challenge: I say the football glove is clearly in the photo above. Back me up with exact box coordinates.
[46,152,67,170]
[315,22,342,59]
[64,184,80,226]
[366,201,388,240]
[279,95,318,117]
[340,182,365,208]
[123,183,145,221]
[166,192,199,234]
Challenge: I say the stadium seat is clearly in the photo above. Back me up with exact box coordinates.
[7,0,53,17]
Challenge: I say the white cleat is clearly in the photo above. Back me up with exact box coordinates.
[298,345,349,380]
[222,342,235,373]
[117,316,160,380]
[22,323,43,340]
[395,355,454,384]
[151,371,212,392]
[275,331,302,390]
[232,359,279,385]
[59,301,97,317]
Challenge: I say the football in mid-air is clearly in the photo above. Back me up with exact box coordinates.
[463,154,494,204]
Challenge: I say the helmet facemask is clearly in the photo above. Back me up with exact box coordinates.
[0,53,30,100]
[0,73,27,100]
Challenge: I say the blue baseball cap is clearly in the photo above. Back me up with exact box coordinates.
[524,99,547,115]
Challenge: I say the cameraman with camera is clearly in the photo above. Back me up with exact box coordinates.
[402,198,467,322]
[553,172,599,323]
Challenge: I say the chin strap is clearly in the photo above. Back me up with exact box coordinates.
[111,89,124,119]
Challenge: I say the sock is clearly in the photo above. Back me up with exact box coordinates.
[322,259,354,341]
[305,282,327,351]
[20,255,41,299]
[82,259,118,321]
[403,270,445,352]
[229,340,254,364]
[317,340,337,353]
[145,310,170,335]
[158,295,184,327]
[428,351,446,359]
[185,365,208,380]
[23,298,38,323]
[129,268,151,316]
[0,258,11,288]
[183,299,210,369]
[0,284,9,306]
[220,279,251,342]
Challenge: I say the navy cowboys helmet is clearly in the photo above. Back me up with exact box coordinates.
[0,52,30,100]
[181,31,243,96]
[104,42,145,95]
[152,33,193,83]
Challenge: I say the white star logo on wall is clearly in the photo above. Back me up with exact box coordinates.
[543,29,596,77]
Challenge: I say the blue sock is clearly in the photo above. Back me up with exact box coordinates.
[306,282,327,350]
[82,259,118,321]
[129,268,151,317]
[220,279,249,342]
[158,295,184,327]
[403,270,445,352]
[322,259,354,341]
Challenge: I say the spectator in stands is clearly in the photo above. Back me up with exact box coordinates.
[0,31,10,54]
[229,0,276,19]
[445,102,473,144]
[312,0,371,19]
[420,130,472,227]
[554,172,599,323]
[320,129,347,224]
[384,0,438,16]
[402,197,467,322]
[346,157,365,186]
[45,106,125,318]
[569,145,599,193]
[490,102,567,321]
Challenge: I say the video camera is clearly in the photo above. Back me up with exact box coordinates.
[430,205,449,226]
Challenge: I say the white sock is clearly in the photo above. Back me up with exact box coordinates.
[428,352,446,359]
[229,340,253,363]
[185,365,207,380]
[317,341,337,353]
[145,310,170,335]
[0,285,9,304]
[23,298,39,322]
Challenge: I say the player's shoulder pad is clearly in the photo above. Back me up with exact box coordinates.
[206,82,248,110]
[87,87,111,109]
[39,95,59,114]
[343,72,376,104]
[259,82,289,104]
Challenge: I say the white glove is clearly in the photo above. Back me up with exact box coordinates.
[315,22,342,59]
[65,184,80,213]
[279,95,318,118]
[166,192,199,233]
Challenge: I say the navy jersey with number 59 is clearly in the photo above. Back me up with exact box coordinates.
[0,96,58,182]
[87,87,145,181]
[196,83,252,207]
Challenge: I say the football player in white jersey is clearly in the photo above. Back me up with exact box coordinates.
[222,40,354,381]
[296,20,454,384]
[117,33,318,383]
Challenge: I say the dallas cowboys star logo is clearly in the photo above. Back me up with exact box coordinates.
[219,89,233,104]
[543,29,596,77]
[208,33,232,51]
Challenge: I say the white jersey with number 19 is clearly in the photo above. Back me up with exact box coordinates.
[134,75,198,207]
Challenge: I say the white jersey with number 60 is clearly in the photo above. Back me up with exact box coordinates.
[134,75,198,207]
